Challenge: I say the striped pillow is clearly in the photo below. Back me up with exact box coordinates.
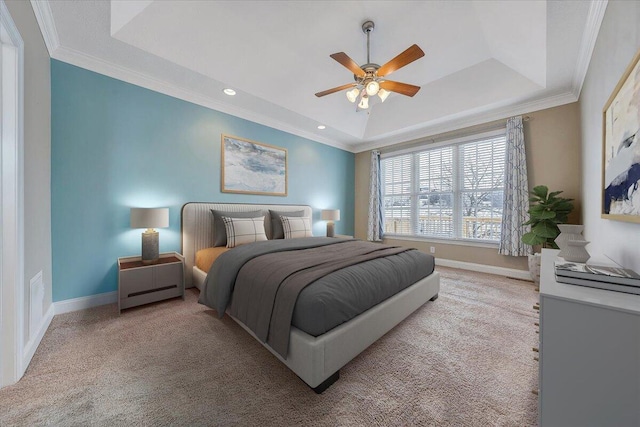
[222,216,268,248]
[280,216,313,239]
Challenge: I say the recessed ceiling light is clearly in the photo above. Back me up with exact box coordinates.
[317,125,326,130]
[223,88,236,96]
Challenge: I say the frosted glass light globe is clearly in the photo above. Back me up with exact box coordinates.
[365,80,380,96]
[346,87,360,103]
[378,88,390,102]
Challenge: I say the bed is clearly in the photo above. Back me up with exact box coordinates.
[181,202,440,392]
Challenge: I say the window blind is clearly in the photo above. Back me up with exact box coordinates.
[381,133,506,242]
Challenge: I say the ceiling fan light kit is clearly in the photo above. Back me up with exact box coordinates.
[315,20,425,111]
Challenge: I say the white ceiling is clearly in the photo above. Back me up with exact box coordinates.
[32,1,606,152]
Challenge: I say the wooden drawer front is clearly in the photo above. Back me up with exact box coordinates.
[120,268,153,297]
[154,263,182,289]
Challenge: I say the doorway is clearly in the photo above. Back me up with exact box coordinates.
[1,0,25,388]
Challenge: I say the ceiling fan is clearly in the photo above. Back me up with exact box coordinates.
[315,20,425,110]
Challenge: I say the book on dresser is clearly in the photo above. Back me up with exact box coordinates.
[554,260,640,295]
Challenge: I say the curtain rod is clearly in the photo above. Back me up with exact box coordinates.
[379,115,530,155]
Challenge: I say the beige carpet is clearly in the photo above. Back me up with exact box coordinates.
[0,267,539,426]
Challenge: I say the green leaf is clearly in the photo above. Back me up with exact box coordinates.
[531,185,548,199]
[555,201,574,211]
[548,191,563,198]
[532,222,559,238]
[522,232,547,246]
[529,204,546,213]
[536,210,557,220]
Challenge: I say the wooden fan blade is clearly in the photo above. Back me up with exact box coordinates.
[379,80,421,97]
[330,52,366,78]
[315,83,356,98]
[377,44,425,77]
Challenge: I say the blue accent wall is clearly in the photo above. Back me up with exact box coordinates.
[51,60,355,302]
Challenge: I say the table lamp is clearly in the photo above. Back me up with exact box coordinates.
[321,209,340,237]
[130,207,169,264]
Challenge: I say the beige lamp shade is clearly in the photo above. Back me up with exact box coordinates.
[321,209,340,221]
[130,208,169,229]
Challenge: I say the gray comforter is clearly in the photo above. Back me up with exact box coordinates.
[198,237,345,316]
[198,238,435,358]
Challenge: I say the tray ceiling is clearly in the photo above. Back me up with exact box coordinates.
[34,1,605,152]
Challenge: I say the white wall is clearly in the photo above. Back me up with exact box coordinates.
[580,0,640,270]
[4,1,52,346]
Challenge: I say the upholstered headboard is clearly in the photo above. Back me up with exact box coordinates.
[181,202,312,287]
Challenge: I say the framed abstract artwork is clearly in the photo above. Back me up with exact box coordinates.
[221,135,288,196]
[602,47,640,222]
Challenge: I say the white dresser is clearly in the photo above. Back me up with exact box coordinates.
[538,249,640,426]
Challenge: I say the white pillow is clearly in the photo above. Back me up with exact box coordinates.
[222,216,268,248]
[280,216,313,239]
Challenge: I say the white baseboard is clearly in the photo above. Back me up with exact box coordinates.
[436,258,532,281]
[22,303,54,372]
[19,292,118,374]
[54,291,118,315]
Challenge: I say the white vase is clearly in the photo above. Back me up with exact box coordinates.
[555,225,585,257]
[528,253,542,284]
[562,240,590,263]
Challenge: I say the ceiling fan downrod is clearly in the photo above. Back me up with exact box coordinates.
[359,20,380,78]
[356,20,383,109]
[363,20,374,65]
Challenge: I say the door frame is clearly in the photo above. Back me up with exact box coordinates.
[0,0,25,388]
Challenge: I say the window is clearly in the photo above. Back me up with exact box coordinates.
[382,131,506,243]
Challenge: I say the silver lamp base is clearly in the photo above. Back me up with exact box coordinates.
[141,230,159,265]
[326,222,335,238]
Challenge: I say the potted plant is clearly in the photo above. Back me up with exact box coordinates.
[521,185,574,283]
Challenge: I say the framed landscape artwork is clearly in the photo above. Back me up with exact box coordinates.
[602,47,640,223]
[221,135,288,196]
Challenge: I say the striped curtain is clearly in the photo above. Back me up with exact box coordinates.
[367,150,384,241]
[499,116,532,256]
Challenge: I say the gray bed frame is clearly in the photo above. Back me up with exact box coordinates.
[181,202,440,392]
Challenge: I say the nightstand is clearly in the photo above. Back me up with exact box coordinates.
[118,252,184,313]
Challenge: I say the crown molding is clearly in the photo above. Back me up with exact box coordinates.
[51,46,355,153]
[29,0,59,55]
[1,0,23,48]
[29,0,354,152]
[31,0,604,155]
[571,0,608,99]
[353,90,579,153]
